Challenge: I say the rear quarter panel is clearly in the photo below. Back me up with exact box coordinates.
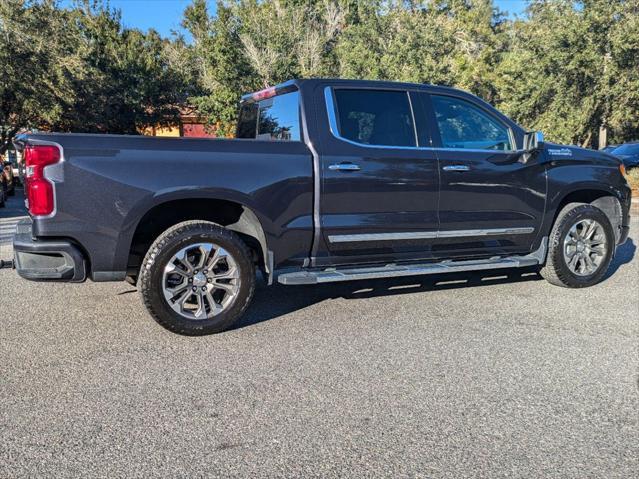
[26,134,313,276]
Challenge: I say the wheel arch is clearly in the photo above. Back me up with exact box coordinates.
[124,195,271,282]
[547,185,624,244]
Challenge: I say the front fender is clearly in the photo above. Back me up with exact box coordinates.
[542,160,631,240]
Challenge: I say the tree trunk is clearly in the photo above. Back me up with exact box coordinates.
[598,125,608,150]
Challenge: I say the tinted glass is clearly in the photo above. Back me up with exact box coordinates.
[236,103,258,139]
[431,95,513,151]
[612,144,639,155]
[257,91,301,141]
[236,90,301,141]
[333,90,416,147]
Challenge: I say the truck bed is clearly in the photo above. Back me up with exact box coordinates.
[16,133,314,279]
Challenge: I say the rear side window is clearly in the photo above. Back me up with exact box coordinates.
[236,91,301,141]
[431,95,513,151]
[332,89,416,147]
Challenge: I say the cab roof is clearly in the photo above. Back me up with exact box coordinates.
[241,78,466,103]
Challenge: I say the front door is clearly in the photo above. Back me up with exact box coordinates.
[315,86,440,266]
[424,93,546,258]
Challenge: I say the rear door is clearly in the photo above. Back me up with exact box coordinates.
[421,92,546,258]
[314,85,440,267]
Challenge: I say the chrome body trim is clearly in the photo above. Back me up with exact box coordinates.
[328,227,535,243]
[324,87,420,151]
[437,227,535,238]
[406,91,420,146]
[329,231,437,243]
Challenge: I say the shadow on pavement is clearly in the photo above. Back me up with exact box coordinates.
[604,237,636,279]
[235,266,544,330]
[236,234,636,331]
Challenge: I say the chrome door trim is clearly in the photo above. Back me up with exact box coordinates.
[324,86,522,154]
[329,231,438,243]
[436,227,534,238]
[406,91,421,147]
[328,227,535,243]
[324,86,420,149]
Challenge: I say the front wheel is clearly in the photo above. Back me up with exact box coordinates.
[139,221,256,335]
[540,203,614,288]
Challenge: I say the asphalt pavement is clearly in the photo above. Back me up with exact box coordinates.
[1,189,637,478]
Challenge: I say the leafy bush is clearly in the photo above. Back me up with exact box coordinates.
[626,167,639,192]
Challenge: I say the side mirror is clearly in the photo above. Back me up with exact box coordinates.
[524,131,544,151]
[520,131,544,164]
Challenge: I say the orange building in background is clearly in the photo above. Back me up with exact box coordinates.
[143,110,219,138]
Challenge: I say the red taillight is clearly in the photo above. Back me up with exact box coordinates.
[24,145,61,216]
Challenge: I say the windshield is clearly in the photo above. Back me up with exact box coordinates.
[612,144,639,155]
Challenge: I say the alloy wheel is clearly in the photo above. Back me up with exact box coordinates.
[563,219,608,276]
[162,243,240,320]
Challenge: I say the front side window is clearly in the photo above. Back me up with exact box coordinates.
[236,90,301,141]
[332,89,416,147]
[431,95,513,151]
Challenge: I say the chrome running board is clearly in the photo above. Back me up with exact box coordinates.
[277,238,547,286]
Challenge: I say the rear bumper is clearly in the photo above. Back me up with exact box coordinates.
[13,219,86,282]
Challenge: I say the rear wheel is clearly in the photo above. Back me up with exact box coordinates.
[540,203,614,288]
[0,181,6,207]
[139,221,256,335]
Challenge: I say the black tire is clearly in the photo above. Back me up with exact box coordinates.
[540,203,614,288]
[139,220,255,335]
[0,182,5,208]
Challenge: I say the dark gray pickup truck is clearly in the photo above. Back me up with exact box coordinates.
[10,79,632,335]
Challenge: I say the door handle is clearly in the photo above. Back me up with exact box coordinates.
[329,163,361,172]
[442,165,470,172]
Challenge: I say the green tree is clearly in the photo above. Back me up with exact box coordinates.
[183,0,346,136]
[51,1,192,134]
[0,0,192,152]
[236,0,344,85]
[182,0,254,136]
[495,0,639,147]
[0,0,73,153]
[336,1,506,102]
[4,0,638,149]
